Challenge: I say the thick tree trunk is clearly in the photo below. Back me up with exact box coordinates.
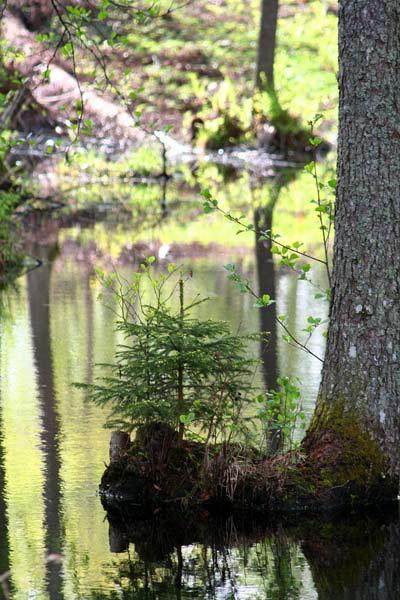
[255,0,279,90]
[307,1,400,478]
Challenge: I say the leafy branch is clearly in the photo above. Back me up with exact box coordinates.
[223,263,323,362]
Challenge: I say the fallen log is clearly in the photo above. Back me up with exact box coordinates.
[1,11,149,143]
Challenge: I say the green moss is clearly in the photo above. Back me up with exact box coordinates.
[302,402,397,506]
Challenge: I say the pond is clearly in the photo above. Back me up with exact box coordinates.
[0,165,399,599]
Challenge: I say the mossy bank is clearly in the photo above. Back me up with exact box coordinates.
[100,420,397,514]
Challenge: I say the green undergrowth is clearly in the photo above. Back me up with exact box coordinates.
[0,191,24,278]
[57,0,337,141]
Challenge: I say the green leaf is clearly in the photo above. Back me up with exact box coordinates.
[167,263,177,273]
[304,161,315,174]
[201,189,212,200]
[179,413,196,425]
[309,136,322,146]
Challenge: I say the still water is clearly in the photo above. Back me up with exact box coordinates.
[0,174,399,599]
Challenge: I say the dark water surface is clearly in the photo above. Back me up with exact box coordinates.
[0,183,399,598]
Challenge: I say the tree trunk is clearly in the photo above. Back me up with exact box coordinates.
[255,0,279,90]
[109,431,131,464]
[307,1,400,479]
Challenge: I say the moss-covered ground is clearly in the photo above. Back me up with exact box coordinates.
[100,417,397,514]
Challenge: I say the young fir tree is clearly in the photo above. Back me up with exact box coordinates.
[79,260,258,443]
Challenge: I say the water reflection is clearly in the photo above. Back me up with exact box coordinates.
[0,167,379,599]
[0,405,10,599]
[27,241,63,598]
[253,169,301,453]
[97,506,400,600]
[0,282,48,598]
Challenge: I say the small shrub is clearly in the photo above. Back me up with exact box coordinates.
[192,78,252,149]
[78,260,259,443]
[257,376,306,454]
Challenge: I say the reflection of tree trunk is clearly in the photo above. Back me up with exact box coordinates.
[103,508,400,598]
[254,185,279,454]
[270,531,299,600]
[174,545,183,600]
[0,400,10,596]
[27,242,62,600]
[108,521,129,553]
[84,270,94,384]
[301,514,400,599]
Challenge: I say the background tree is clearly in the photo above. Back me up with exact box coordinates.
[255,0,279,90]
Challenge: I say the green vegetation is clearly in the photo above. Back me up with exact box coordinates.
[92,0,338,139]
[0,191,23,278]
[7,0,337,151]
[78,261,258,443]
[0,79,30,278]
[257,376,306,452]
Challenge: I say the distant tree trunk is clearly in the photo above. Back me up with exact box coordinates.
[255,0,279,90]
[306,1,400,479]
[255,204,277,391]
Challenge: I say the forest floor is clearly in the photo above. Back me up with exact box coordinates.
[89,0,338,141]
[3,0,338,145]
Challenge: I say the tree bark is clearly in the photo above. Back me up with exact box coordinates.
[255,0,279,90]
[109,431,131,464]
[308,1,400,478]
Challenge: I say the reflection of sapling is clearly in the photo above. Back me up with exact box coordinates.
[76,260,259,444]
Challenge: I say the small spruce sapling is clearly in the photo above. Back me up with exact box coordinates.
[77,260,259,444]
